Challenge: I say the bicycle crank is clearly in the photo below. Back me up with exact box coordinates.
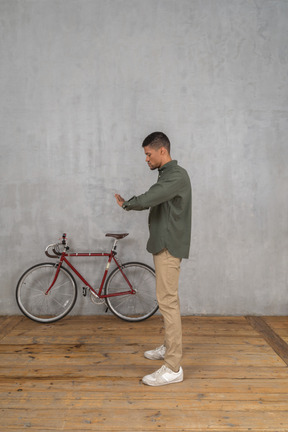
[89,289,105,305]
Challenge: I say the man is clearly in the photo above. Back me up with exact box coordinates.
[115,132,192,386]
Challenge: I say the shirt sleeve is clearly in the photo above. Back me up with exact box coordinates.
[123,171,186,211]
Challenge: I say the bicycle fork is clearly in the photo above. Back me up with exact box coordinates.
[44,261,63,295]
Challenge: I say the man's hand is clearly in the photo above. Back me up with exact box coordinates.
[115,194,125,207]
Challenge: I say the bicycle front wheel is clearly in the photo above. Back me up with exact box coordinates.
[104,262,158,322]
[16,263,77,323]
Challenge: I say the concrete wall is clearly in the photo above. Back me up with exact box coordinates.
[1,0,288,315]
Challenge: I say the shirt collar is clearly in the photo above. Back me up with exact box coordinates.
[158,160,178,172]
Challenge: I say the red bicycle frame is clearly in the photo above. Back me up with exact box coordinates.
[45,248,136,298]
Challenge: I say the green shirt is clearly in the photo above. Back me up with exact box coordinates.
[123,160,192,259]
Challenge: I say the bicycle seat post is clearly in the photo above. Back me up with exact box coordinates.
[112,239,118,255]
[105,233,129,255]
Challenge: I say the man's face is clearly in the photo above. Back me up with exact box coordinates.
[144,145,163,170]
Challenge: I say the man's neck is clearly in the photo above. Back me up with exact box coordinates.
[159,156,172,168]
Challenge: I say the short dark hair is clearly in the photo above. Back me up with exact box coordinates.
[142,132,170,154]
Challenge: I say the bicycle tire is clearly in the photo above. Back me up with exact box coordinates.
[16,263,77,323]
[104,262,158,322]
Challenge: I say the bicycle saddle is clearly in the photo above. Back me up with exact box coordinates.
[105,233,129,239]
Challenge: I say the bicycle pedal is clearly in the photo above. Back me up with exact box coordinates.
[82,287,87,297]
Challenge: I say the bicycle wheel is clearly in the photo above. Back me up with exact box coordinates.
[16,263,77,323]
[104,262,158,322]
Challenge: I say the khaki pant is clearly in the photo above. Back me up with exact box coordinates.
[153,249,182,372]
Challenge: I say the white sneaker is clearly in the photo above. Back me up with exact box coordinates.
[142,365,183,386]
[144,345,166,360]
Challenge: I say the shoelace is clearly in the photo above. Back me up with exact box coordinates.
[155,365,168,376]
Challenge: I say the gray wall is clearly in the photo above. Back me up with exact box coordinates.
[1,0,288,316]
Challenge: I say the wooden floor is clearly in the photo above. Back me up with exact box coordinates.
[1,315,288,431]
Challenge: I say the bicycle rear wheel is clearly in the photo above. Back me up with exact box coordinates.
[16,263,77,323]
[104,262,158,322]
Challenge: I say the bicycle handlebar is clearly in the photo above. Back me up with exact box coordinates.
[45,233,69,258]
[45,244,61,258]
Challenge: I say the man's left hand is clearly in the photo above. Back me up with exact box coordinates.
[115,194,125,207]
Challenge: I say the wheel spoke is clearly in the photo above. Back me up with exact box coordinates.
[16,264,77,323]
[105,263,158,322]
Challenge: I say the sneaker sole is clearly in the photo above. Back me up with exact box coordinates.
[142,375,183,386]
[144,353,165,360]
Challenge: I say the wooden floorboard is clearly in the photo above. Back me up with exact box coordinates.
[246,316,288,366]
[0,315,288,431]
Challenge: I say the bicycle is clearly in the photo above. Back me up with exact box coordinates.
[16,233,158,324]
